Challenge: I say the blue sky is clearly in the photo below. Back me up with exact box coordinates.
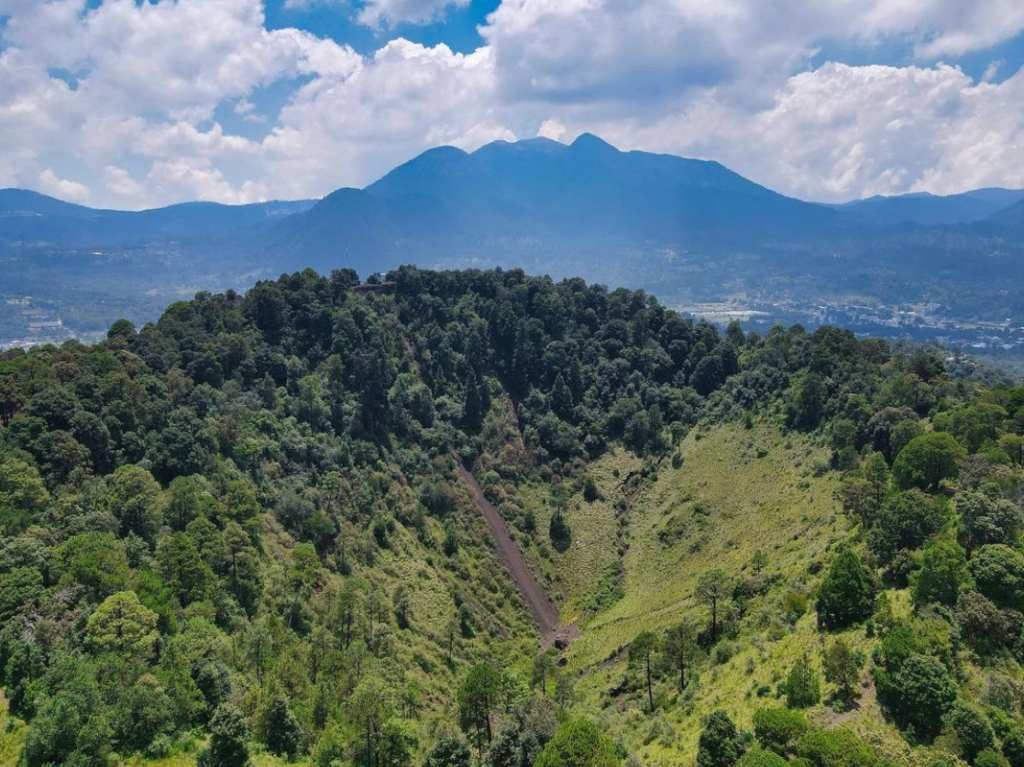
[2,1,1024,208]
[264,0,500,55]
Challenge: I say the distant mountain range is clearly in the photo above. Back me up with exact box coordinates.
[0,188,315,245]
[3,133,1024,349]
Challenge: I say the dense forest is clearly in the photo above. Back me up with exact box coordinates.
[1,266,1023,767]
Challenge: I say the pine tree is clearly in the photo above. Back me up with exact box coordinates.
[551,373,574,419]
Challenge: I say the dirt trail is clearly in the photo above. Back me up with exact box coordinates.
[454,461,577,647]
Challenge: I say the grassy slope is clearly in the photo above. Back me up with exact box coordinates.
[563,423,853,764]
[542,423,976,766]
[519,447,641,622]
[578,422,843,666]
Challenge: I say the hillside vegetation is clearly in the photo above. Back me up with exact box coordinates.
[1,266,1023,767]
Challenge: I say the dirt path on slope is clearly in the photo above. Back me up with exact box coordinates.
[454,461,577,648]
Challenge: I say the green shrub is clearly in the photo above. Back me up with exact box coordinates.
[752,707,808,755]
[892,433,965,490]
[783,591,809,623]
[943,702,995,763]
[697,710,744,767]
[1002,728,1024,767]
[795,728,877,767]
[534,718,619,767]
[816,548,877,630]
[976,749,1011,767]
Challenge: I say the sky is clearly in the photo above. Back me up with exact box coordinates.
[2,0,1024,209]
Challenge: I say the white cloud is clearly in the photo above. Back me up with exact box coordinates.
[0,0,358,207]
[536,119,567,141]
[259,39,513,197]
[103,165,145,201]
[562,63,1024,202]
[481,0,1024,109]
[144,159,269,205]
[357,0,470,29]
[37,168,90,202]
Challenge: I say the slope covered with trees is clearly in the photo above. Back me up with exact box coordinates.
[0,266,1022,767]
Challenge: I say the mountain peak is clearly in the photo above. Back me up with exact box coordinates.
[472,136,566,158]
[570,132,618,154]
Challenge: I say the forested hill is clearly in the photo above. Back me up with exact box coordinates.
[1,267,1024,767]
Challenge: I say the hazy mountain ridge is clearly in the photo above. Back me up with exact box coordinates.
[0,189,315,245]
[830,188,1024,228]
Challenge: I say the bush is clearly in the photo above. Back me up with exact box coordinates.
[145,734,174,760]
[795,728,877,767]
[261,694,303,758]
[815,548,880,630]
[971,545,1024,609]
[943,702,995,763]
[1002,728,1024,767]
[534,718,620,767]
[977,749,1011,767]
[892,433,965,490]
[816,548,877,630]
[783,591,809,623]
[912,538,968,607]
[752,707,808,755]
[697,710,744,767]
[878,653,956,738]
[198,703,250,767]
[426,733,472,767]
[313,726,347,767]
[549,510,572,553]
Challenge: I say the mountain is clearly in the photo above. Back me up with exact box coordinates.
[267,133,839,278]
[0,188,315,245]
[832,187,1024,227]
[986,196,1024,229]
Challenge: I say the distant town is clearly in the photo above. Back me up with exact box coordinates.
[677,298,1024,370]
[1,295,104,349]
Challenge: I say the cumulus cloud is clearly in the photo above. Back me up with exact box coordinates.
[2,0,1024,207]
[550,62,1024,202]
[481,0,1024,108]
[37,169,90,202]
[357,0,470,28]
[260,39,512,197]
[0,0,358,207]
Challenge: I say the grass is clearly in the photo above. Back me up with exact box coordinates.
[542,422,986,766]
[559,421,856,764]
[572,421,844,668]
[520,447,641,622]
[0,691,27,767]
